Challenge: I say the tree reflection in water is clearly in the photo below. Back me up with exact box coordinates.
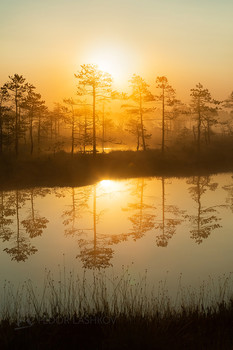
[0,189,50,262]
[0,175,227,264]
[223,176,233,212]
[155,177,184,247]
[0,191,15,242]
[62,187,91,236]
[186,176,221,244]
[63,184,114,269]
[21,189,49,238]
[122,178,156,240]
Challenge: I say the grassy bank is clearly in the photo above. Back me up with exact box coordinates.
[0,270,233,349]
[1,143,233,190]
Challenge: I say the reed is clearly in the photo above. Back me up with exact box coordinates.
[0,268,232,349]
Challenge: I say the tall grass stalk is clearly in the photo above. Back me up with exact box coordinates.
[0,268,232,325]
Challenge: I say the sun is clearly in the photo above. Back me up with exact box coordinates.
[84,45,132,86]
[93,50,126,83]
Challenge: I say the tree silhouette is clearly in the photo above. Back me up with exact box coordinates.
[0,85,10,155]
[190,83,217,156]
[155,76,175,154]
[21,84,45,155]
[4,74,27,156]
[98,98,115,153]
[74,64,112,156]
[223,91,233,114]
[36,103,48,154]
[127,75,154,151]
[63,98,79,156]
[186,176,221,244]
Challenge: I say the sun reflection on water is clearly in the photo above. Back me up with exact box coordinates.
[98,179,125,194]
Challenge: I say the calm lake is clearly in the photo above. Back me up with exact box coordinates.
[1,173,233,302]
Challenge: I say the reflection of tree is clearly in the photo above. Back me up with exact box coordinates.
[21,189,49,238]
[186,176,221,244]
[0,191,15,241]
[223,178,233,212]
[2,190,37,262]
[62,187,91,236]
[0,189,49,262]
[122,179,156,240]
[62,185,114,269]
[76,185,114,269]
[155,177,184,247]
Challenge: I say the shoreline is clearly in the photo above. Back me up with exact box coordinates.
[1,149,233,190]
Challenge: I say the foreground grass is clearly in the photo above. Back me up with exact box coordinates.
[0,270,233,349]
[1,141,233,190]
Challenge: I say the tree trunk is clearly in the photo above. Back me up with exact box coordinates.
[136,125,140,151]
[37,113,41,155]
[83,114,87,154]
[207,120,211,144]
[140,94,146,151]
[30,113,34,155]
[93,86,96,156]
[15,91,19,157]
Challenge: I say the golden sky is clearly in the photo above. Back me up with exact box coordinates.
[1,0,233,106]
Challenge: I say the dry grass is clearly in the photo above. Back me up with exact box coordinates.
[0,268,233,349]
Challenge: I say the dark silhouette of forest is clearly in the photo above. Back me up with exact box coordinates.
[1,67,233,188]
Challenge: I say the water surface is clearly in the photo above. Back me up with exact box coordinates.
[0,173,233,298]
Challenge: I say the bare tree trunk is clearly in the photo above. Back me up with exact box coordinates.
[30,113,34,155]
[15,92,19,157]
[140,94,146,151]
[37,113,41,155]
[136,125,140,151]
[207,120,211,144]
[83,114,87,154]
[93,86,96,156]
[192,126,196,142]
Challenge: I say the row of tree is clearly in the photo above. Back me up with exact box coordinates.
[1,66,233,157]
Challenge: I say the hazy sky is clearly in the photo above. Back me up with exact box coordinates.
[1,0,233,105]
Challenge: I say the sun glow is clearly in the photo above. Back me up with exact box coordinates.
[98,179,125,194]
[84,45,133,86]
